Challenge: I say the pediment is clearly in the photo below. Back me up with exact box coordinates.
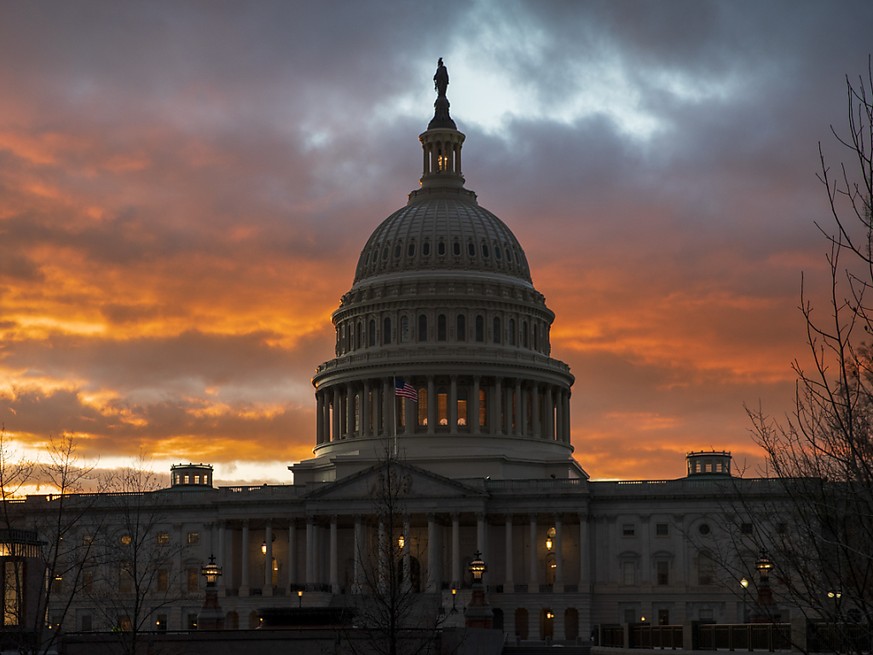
[304,460,486,503]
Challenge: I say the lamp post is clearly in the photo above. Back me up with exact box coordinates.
[740,577,750,623]
[450,587,458,614]
[297,589,303,608]
[198,554,224,630]
[752,549,774,622]
[464,551,493,629]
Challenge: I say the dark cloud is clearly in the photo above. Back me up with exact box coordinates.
[0,1,870,480]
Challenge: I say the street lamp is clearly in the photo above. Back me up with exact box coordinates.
[198,554,224,630]
[450,587,457,614]
[753,549,774,621]
[740,577,750,622]
[297,589,303,608]
[469,551,487,582]
[200,554,222,587]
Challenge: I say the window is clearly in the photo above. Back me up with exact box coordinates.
[187,531,200,545]
[400,316,410,342]
[407,242,415,257]
[82,570,93,593]
[437,314,446,341]
[475,315,484,342]
[119,564,133,594]
[156,568,169,592]
[698,523,711,535]
[452,241,460,256]
[456,314,466,341]
[423,240,430,256]
[80,614,92,631]
[4,561,21,626]
[368,319,376,347]
[493,317,501,344]
[697,552,715,585]
[509,318,516,345]
[623,608,637,624]
[622,524,635,537]
[156,531,170,546]
[658,609,670,626]
[467,242,475,257]
[656,560,669,586]
[438,240,446,256]
[383,317,392,345]
[621,561,636,586]
[418,314,427,342]
[655,523,669,537]
[187,567,199,593]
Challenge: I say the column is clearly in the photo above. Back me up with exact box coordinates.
[545,386,554,440]
[240,520,250,596]
[531,383,541,437]
[402,516,412,591]
[332,387,341,442]
[217,522,226,596]
[346,383,355,438]
[316,391,325,444]
[427,377,436,435]
[472,377,480,435]
[373,381,382,436]
[476,513,487,561]
[528,515,538,592]
[383,378,393,435]
[449,376,458,429]
[493,378,502,435]
[264,522,273,596]
[330,516,339,593]
[514,380,522,435]
[578,514,589,590]
[288,522,297,588]
[305,517,315,588]
[554,515,564,592]
[505,515,514,591]
[564,390,571,443]
[362,381,371,437]
[451,513,460,586]
[427,514,440,592]
[353,516,363,593]
[504,383,513,434]
[520,383,528,436]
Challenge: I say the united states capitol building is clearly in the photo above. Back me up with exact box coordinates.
[31,63,788,645]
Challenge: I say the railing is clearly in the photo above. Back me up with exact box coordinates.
[807,621,873,653]
[630,624,684,649]
[697,623,791,652]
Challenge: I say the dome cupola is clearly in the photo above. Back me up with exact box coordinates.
[292,60,582,485]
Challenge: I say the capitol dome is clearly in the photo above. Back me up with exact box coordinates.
[291,61,582,484]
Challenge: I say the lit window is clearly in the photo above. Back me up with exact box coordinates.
[156,532,170,546]
[187,531,200,545]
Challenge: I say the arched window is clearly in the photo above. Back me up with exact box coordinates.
[407,242,415,257]
[418,314,427,342]
[423,240,431,256]
[475,315,484,342]
[368,319,376,347]
[457,314,466,342]
[467,242,476,257]
[437,314,447,341]
[533,323,539,351]
[523,321,529,348]
[509,318,516,345]
[453,241,461,256]
[356,321,363,349]
[564,608,579,641]
[400,316,410,343]
[493,317,501,344]
[438,240,446,256]
[383,317,392,345]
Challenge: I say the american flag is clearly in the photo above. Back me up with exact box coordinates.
[394,378,418,401]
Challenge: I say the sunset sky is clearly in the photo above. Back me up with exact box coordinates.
[2,1,872,487]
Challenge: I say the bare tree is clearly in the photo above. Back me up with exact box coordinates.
[86,456,184,655]
[0,431,106,655]
[345,453,448,655]
[744,58,873,653]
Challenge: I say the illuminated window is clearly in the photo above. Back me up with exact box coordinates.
[3,561,20,626]
[157,568,169,592]
[156,532,170,546]
[418,390,428,427]
[457,399,468,427]
[187,531,200,545]
[437,392,448,426]
[479,388,487,428]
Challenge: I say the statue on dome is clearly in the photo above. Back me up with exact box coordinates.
[434,58,449,97]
